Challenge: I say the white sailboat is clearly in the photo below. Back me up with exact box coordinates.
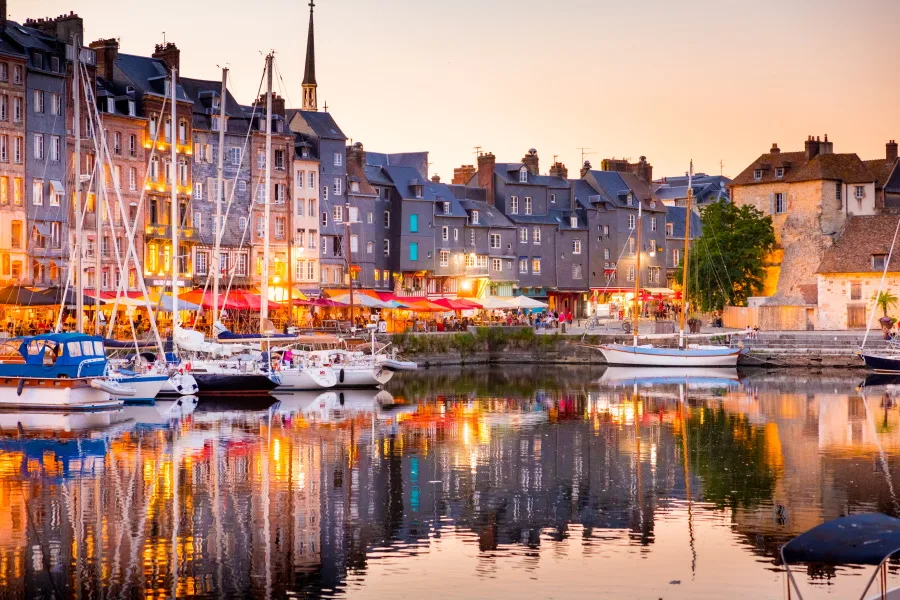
[592,162,744,367]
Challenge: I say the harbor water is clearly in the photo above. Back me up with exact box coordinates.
[0,367,898,598]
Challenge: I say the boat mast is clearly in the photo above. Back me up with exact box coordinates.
[679,161,693,348]
[213,67,227,330]
[347,207,354,329]
[260,53,273,334]
[170,67,179,349]
[633,193,642,347]
[73,35,84,332]
[95,178,104,335]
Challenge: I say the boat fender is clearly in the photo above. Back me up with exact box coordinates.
[177,399,182,406]
[339,368,345,384]
[339,392,345,405]
[16,379,24,396]
[185,362,192,372]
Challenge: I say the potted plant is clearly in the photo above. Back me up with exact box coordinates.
[875,290,899,337]
[687,315,702,334]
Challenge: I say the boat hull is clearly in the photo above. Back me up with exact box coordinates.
[115,374,168,403]
[193,373,278,395]
[859,353,900,373]
[333,365,393,388]
[275,367,338,391]
[596,344,743,367]
[158,372,200,397]
[0,377,124,411]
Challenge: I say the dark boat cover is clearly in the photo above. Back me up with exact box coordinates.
[782,513,900,565]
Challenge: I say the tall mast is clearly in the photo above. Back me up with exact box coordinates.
[633,193,642,347]
[73,35,84,332]
[95,178,103,335]
[170,67,179,345]
[347,208,354,328]
[679,161,693,348]
[260,53,273,333]
[213,67,227,329]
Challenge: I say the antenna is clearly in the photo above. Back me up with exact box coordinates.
[162,31,166,45]
[473,146,482,161]
[552,154,558,164]
[577,147,595,164]
[719,159,724,176]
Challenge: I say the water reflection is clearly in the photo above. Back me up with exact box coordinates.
[1,369,900,598]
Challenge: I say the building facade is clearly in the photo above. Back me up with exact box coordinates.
[0,41,27,286]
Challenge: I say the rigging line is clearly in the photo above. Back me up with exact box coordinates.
[78,64,165,352]
[272,56,295,112]
[708,189,735,293]
[699,232,728,309]
[862,216,900,349]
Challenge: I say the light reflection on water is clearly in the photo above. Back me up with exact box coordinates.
[0,368,899,598]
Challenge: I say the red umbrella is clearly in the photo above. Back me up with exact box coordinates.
[433,298,482,311]
[180,289,249,310]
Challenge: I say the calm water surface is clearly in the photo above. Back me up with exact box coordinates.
[0,367,898,599]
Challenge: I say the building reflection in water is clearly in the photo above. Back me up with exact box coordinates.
[1,368,900,598]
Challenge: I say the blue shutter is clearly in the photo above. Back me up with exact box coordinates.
[410,242,418,261]
[410,213,418,233]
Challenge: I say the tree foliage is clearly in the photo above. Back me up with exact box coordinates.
[674,200,776,312]
[874,290,899,318]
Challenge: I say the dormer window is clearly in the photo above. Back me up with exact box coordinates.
[519,167,528,183]
[106,98,115,114]
[443,201,451,215]
[350,181,360,193]
[126,85,135,95]
[874,253,888,270]
[753,169,763,180]
[128,101,136,117]
[666,222,674,236]
[413,185,423,198]
[212,97,221,110]
[301,147,309,159]
[570,216,577,228]
[775,167,784,179]
[471,210,479,225]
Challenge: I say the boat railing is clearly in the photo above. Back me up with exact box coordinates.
[76,357,106,378]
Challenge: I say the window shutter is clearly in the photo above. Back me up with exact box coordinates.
[205,144,213,163]
[207,177,214,203]
[768,193,775,215]
[225,180,234,202]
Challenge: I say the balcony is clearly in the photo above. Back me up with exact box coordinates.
[144,224,201,242]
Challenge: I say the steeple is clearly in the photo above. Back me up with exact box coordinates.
[301,0,317,112]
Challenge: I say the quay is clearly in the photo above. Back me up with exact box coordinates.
[385,327,888,369]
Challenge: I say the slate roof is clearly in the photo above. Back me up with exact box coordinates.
[448,184,487,203]
[286,109,346,140]
[458,199,515,228]
[732,150,874,186]
[114,52,191,102]
[179,76,254,134]
[346,159,377,196]
[665,206,703,239]
[364,165,393,187]
[863,158,899,191]
[570,179,610,209]
[4,22,61,56]
[583,170,666,213]
[886,164,900,194]
[653,175,730,204]
[817,215,900,274]
[549,209,587,230]
[494,163,569,188]
[366,151,428,175]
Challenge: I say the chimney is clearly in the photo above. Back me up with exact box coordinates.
[452,164,476,185]
[580,160,592,178]
[476,152,496,206]
[431,174,441,183]
[819,133,833,155]
[0,0,6,25]
[254,92,286,118]
[347,141,365,170]
[522,148,539,175]
[28,12,83,44]
[152,42,180,72]
[804,135,820,161]
[635,156,652,184]
[888,140,899,163]
[771,142,780,154]
[549,161,568,179]
[89,38,119,82]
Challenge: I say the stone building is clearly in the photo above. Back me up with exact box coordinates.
[865,140,900,210]
[600,156,653,184]
[292,134,320,295]
[816,215,900,330]
[0,38,27,286]
[731,136,876,304]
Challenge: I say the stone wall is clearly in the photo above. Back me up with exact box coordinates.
[758,304,813,330]
[816,272,900,330]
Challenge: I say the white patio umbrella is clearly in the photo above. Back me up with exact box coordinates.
[507,296,548,309]
[479,297,515,309]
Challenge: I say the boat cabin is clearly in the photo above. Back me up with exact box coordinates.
[0,333,108,379]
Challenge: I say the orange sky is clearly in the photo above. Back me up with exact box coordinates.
[15,0,900,181]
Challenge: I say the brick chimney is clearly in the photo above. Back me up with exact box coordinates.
[27,12,83,44]
[476,152,496,206]
[452,164,476,185]
[0,0,6,25]
[770,142,780,154]
[347,141,366,170]
[819,133,833,155]
[804,135,819,161]
[888,140,898,163]
[152,42,180,72]
[89,38,118,82]
[634,156,652,184]
[580,160,592,178]
[522,148,539,175]
[549,161,568,179]
[431,174,441,183]
[254,92,286,118]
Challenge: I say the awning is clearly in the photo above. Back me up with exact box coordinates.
[479,297,515,309]
[31,222,51,236]
[645,287,675,295]
[433,298,482,311]
[49,180,65,195]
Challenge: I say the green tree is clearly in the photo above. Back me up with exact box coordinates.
[874,290,899,318]
[674,200,776,311]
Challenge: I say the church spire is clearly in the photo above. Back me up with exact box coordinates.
[301,0,317,111]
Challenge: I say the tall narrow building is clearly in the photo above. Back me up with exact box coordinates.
[301,1,317,112]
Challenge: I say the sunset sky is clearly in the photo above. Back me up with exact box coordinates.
[16,0,900,181]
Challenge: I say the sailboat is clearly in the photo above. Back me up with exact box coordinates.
[591,162,744,367]
[858,219,900,373]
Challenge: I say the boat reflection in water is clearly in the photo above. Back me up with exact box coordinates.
[5,367,900,598]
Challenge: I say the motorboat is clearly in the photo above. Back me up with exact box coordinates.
[272,360,338,391]
[187,357,279,395]
[0,333,134,410]
[306,349,392,388]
